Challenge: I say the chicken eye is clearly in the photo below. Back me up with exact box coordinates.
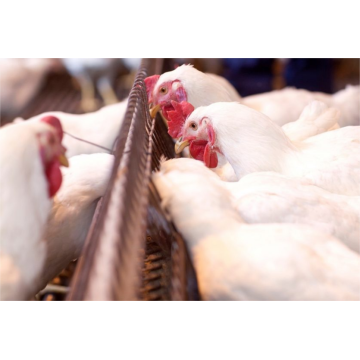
[190,122,198,130]
[160,87,167,94]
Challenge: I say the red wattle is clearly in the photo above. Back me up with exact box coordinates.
[204,143,218,168]
[189,140,207,161]
[45,160,63,198]
[167,101,195,138]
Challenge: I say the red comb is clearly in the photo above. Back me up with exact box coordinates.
[167,101,194,138]
[40,116,63,140]
[144,75,160,103]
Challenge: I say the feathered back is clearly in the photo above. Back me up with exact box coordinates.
[282,101,340,142]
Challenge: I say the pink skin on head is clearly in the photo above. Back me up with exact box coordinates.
[38,116,65,197]
[144,75,188,120]
[45,160,62,197]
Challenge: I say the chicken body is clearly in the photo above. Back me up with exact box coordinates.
[146,64,359,127]
[153,160,360,300]
[241,85,359,127]
[160,158,360,253]
[179,102,360,195]
[281,100,340,142]
[19,98,128,157]
[0,120,66,300]
[34,153,114,294]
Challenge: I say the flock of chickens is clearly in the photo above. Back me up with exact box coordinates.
[0,62,359,300]
[148,65,360,300]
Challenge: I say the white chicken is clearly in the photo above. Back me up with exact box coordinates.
[153,160,360,300]
[198,100,340,182]
[0,116,68,300]
[16,97,128,158]
[160,158,360,253]
[34,153,114,294]
[174,102,360,195]
[145,64,359,127]
[0,58,56,118]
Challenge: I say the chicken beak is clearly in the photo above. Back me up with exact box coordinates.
[175,138,190,154]
[58,154,69,167]
[149,104,161,119]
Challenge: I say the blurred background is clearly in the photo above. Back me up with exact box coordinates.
[1,58,359,126]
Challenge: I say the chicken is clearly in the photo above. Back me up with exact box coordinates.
[173,102,360,195]
[16,98,128,158]
[146,64,359,127]
[203,100,340,182]
[160,158,360,253]
[34,153,114,294]
[0,58,56,118]
[146,64,340,175]
[145,64,240,120]
[153,159,360,300]
[0,116,68,300]
[62,58,123,112]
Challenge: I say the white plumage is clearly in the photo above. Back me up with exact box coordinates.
[210,100,340,181]
[241,85,360,127]
[34,153,114,294]
[281,100,340,142]
[153,159,360,300]
[161,158,359,253]
[0,119,66,300]
[180,102,360,195]
[19,98,128,158]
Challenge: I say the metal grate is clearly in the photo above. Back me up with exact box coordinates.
[67,58,200,300]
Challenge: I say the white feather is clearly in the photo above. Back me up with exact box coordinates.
[153,159,360,300]
[34,153,114,293]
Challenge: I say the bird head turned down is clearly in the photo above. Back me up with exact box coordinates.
[167,100,220,169]
[38,116,69,197]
